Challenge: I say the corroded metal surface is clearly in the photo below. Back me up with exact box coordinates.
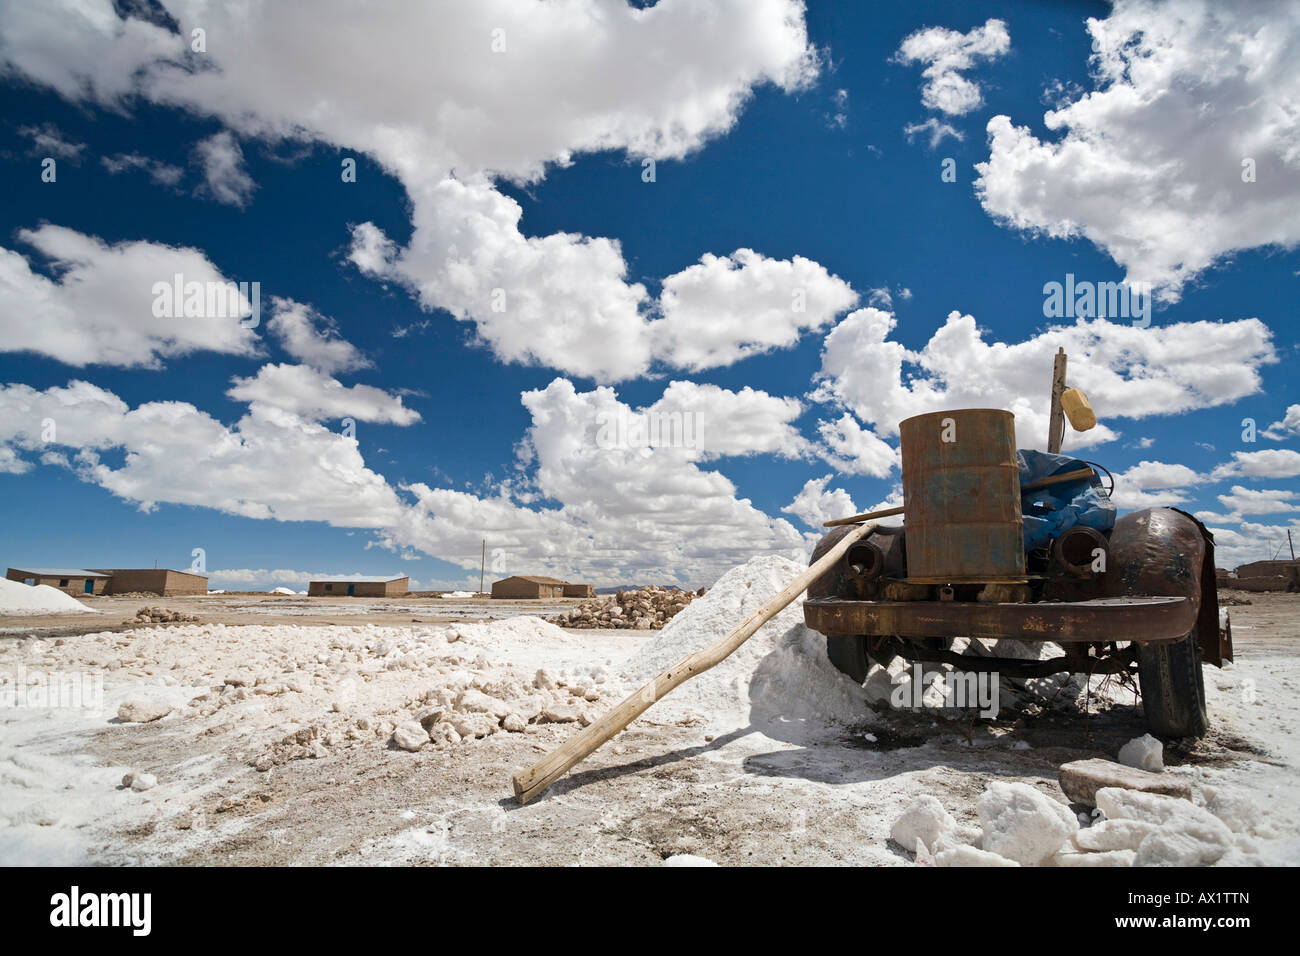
[807,523,906,602]
[1106,507,1231,665]
[803,595,1195,644]
[899,409,1025,582]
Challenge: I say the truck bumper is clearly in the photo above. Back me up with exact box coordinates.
[803,595,1195,645]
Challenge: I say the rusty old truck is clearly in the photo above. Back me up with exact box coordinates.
[804,408,1231,738]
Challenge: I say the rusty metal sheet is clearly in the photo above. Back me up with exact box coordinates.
[803,595,1195,644]
[899,409,1025,582]
[1107,507,1231,665]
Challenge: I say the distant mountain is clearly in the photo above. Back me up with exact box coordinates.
[594,584,691,595]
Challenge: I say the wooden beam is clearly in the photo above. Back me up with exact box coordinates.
[511,520,879,804]
[1048,347,1068,454]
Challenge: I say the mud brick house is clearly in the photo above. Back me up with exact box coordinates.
[491,575,568,599]
[5,567,207,596]
[307,575,409,597]
[5,568,112,596]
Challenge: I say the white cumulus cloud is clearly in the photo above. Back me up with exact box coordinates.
[0,0,831,383]
[0,225,261,368]
[1213,449,1300,480]
[894,18,1010,115]
[812,308,1275,452]
[782,475,857,530]
[193,130,256,207]
[1263,404,1300,441]
[225,364,421,426]
[266,298,370,374]
[976,0,1300,301]
[815,413,898,477]
[1216,486,1298,516]
[651,249,858,372]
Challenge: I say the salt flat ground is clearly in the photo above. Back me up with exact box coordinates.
[0,586,1296,866]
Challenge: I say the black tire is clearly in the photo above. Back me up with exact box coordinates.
[825,635,871,684]
[1137,634,1208,738]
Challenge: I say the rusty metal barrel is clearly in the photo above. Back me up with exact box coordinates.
[899,409,1025,583]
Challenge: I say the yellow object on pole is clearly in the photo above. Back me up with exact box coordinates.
[1061,387,1097,432]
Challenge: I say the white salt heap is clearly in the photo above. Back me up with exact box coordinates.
[1118,733,1164,772]
[620,555,870,732]
[0,578,99,616]
[891,795,958,853]
[1074,818,1158,852]
[936,845,1019,867]
[892,777,1300,867]
[977,781,1079,865]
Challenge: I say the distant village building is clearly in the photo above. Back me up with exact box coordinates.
[1227,560,1300,592]
[308,575,409,597]
[6,568,112,596]
[491,575,568,599]
[561,583,595,598]
[5,567,207,596]
[95,568,208,596]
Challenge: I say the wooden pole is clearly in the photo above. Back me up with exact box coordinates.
[822,466,1095,528]
[1048,347,1067,454]
[1289,529,1295,561]
[821,504,904,528]
[511,520,879,804]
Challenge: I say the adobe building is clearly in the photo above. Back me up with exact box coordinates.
[308,575,409,597]
[561,583,595,598]
[491,575,567,599]
[93,568,208,596]
[6,568,112,596]
[6,567,206,597]
[1230,560,1300,592]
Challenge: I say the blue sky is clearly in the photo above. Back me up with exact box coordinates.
[1,0,1297,591]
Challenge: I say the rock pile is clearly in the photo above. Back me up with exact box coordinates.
[124,606,200,625]
[556,586,703,630]
[242,660,611,769]
[384,666,607,755]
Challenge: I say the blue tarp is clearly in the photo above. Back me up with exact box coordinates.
[1018,449,1115,551]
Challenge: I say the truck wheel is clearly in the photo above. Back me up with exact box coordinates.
[1137,634,1207,738]
[825,635,870,684]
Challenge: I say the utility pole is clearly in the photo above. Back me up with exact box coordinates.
[480,539,486,595]
[1047,347,1067,454]
[1289,529,1295,560]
